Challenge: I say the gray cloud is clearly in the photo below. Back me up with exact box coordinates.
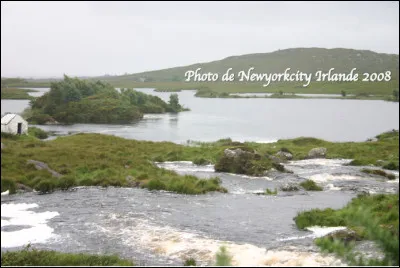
[1,1,398,77]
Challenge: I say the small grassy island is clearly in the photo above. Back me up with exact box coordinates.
[25,75,188,124]
[1,87,36,100]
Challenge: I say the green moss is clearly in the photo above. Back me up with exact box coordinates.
[300,179,323,191]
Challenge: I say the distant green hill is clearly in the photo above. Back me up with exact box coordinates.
[96,47,399,82]
[3,48,399,96]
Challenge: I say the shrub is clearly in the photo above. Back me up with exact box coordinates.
[183,258,197,266]
[300,179,323,191]
[193,157,210,165]
[1,178,17,194]
[28,127,49,139]
[383,162,399,171]
[215,246,232,266]
[34,180,56,194]
[265,188,278,195]
[79,178,94,186]
[294,208,346,229]
[58,176,77,191]
[146,179,166,191]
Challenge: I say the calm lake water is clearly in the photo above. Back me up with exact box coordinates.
[1,87,399,143]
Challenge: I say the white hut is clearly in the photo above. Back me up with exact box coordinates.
[1,113,28,135]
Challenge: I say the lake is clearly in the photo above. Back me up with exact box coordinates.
[1,88,399,143]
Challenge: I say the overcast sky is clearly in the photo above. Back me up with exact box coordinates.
[1,1,399,78]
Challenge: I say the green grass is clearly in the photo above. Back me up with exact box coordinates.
[1,246,134,266]
[215,246,232,266]
[264,188,278,195]
[1,130,398,195]
[300,179,323,191]
[1,87,35,100]
[1,133,227,195]
[183,258,197,266]
[294,193,399,233]
[361,168,396,180]
[28,127,49,139]
[305,194,399,266]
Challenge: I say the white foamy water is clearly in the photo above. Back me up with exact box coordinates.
[95,217,344,266]
[306,226,347,238]
[287,159,353,167]
[1,203,59,248]
[155,161,215,173]
[308,173,362,183]
[277,226,346,242]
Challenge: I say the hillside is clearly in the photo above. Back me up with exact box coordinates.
[3,48,399,96]
[96,47,399,83]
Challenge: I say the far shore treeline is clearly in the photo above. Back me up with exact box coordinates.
[24,76,188,124]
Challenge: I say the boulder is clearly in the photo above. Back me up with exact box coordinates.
[215,147,265,176]
[269,155,284,164]
[276,151,293,161]
[27,160,62,178]
[16,183,33,193]
[324,229,362,245]
[307,147,327,159]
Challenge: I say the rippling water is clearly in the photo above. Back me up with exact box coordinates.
[1,159,398,265]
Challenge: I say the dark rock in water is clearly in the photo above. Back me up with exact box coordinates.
[215,147,267,176]
[269,155,284,164]
[324,229,362,245]
[307,147,327,159]
[280,183,301,192]
[276,151,293,161]
[16,183,33,193]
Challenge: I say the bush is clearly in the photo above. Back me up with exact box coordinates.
[34,180,56,194]
[58,176,77,191]
[215,246,232,266]
[383,162,399,171]
[1,178,16,194]
[146,179,167,191]
[300,179,323,191]
[193,157,210,165]
[183,258,197,266]
[265,188,278,195]
[294,208,346,229]
[28,127,49,139]
[79,178,94,186]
